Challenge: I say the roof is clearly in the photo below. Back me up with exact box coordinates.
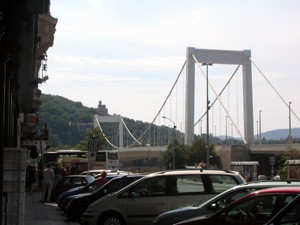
[230,161,259,166]
[147,169,242,177]
[249,186,300,195]
[285,159,300,165]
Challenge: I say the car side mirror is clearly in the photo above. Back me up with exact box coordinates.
[210,203,217,210]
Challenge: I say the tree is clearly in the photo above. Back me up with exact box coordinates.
[75,128,106,151]
[162,139,220,169]
[277,146,300,180]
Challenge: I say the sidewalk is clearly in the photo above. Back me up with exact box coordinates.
[25,189,79,225]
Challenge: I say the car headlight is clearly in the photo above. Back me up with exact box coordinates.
[86,205,96,213]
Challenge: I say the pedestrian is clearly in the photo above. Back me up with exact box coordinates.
[40,163,55,203]
[97,170,108,188]
[53,164,62,185]
[26,165,36,195]
[65,166,71,176]
[70,166,77,175]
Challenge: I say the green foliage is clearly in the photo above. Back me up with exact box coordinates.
[38,94,178,148]
[277,146,300,180]
[76,128,106,151]
[162,139,220,169]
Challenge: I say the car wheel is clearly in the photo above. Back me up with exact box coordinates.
[99,213,124,225]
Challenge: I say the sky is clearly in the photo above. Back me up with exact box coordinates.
[41,0,300,138]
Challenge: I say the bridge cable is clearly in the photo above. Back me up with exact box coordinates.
[126,61,187,147]
[250,58,300,124]
[121,118,142,146]
[192,54,247,144]
[94,116,119,149]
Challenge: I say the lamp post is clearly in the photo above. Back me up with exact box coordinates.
[225,116,228,143]
[162,116,176,169]
[256,120,258,144]
[202,62,212,168]
[200,119,203,136]
[288,102,292,143]
[259,110,262,144]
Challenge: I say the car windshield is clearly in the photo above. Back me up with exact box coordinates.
[197,187,255,209]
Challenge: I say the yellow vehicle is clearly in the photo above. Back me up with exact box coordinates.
[57,156,88,175]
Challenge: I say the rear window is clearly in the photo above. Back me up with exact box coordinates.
[210,175,240,193]
[166,174,241,195]
[175,175,205,194]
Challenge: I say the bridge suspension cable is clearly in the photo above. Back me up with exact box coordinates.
[192,54,247,144]
[127,60,187,147]
[250,58,300,124]
[121,118,142,146]
[94,116,119,149]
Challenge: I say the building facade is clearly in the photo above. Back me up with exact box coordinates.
[0,1,57,224]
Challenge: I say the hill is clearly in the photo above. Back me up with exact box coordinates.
[38,94,172,148]
[38,94,300,148]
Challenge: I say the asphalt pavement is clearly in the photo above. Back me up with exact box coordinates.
[25,188,79,225]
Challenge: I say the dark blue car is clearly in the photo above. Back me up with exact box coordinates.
[64,174,144,221]
[56,175,116,208]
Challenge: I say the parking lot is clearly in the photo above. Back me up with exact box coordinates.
[25,189,78,225]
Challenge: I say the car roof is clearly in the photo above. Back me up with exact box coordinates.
[64,175,95,179]
[233,180,300,188]
[147,169,242,177]
[252,186,300,194]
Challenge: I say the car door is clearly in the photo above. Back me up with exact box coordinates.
[125,176,168,225]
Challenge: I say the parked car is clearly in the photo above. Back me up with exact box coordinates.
[265,193,300,225]
[173,186,300,225]
[64,174,144,221]
[152,180,300,225]
[81,169,245,225]
[81,169,130,177]
[57,174,118,208]
[51,175,95,201]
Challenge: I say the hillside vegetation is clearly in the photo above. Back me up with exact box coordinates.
[38,94,300,149]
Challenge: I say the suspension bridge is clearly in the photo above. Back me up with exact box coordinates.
[93,47,300,171]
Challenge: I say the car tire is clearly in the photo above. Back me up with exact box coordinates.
[99,212,124,225]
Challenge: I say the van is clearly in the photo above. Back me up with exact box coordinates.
[81,169,245,225]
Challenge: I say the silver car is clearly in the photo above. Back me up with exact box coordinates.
[81,169,245,225]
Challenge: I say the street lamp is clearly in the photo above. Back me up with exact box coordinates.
[202,62,212,168]
[256,120,258,144]
[259,110,262,144]
[288,102,292,143]
[225,116,228,143]
[162,116,176,169]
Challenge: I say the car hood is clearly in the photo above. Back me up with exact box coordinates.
[66,186,84,192]
[153,206,207,225]
[70,192,91,200]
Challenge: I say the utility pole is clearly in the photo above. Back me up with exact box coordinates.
[202,62,212,168]
[162,116,176,169]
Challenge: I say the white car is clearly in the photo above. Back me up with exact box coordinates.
[81,169,245,225]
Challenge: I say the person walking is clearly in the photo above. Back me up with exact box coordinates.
[26,165,36,196]
[96,170,108,188]
[40,164,55,203]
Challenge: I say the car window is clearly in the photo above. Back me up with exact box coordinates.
[72,177,84,185]
[63,178,71,185]
[106,179,133,193]
[210,175,241,193]
[225,195,277,223]
[280,201,300,224]
[172,175,205,195]
[126,177,167,198]
[209,188,254,210]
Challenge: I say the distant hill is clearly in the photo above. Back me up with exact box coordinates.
[260,128,300,140]
[38,94,173,148]
[38,94,299,148]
